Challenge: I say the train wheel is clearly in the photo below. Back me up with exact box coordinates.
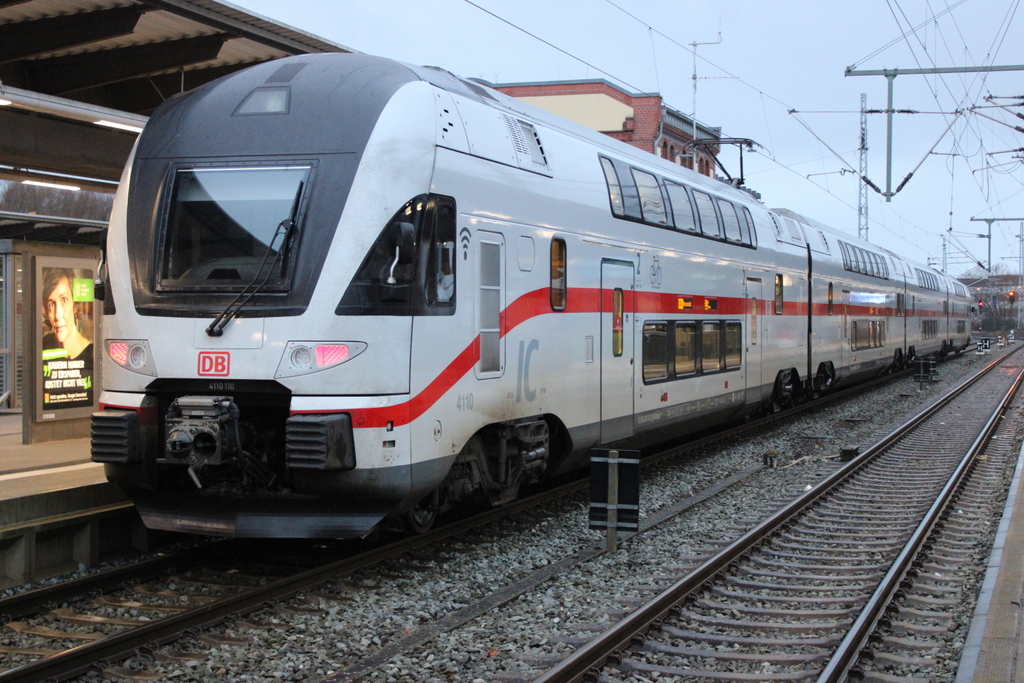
[403,489,440,535]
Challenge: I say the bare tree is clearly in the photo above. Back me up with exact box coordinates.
[0,181,114,221]
[960,262,1011,282]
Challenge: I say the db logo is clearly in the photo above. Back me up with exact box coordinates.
[198,352,230,377]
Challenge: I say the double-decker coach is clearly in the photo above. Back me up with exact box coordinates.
[91,53,970,538]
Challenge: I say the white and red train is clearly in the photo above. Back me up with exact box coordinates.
[91,53,971,538]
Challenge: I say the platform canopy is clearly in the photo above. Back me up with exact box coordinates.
[0,0,353,193]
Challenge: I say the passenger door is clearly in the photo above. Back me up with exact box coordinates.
[600,260,634,443]
[841,289,851,377]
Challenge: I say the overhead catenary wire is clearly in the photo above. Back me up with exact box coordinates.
[894,111,966,195]
[881,0,1013,195]
[596,0,1012,253]
[849,0,969,69]
[464,0,852,184]
[786,111,863,181]
[864,0,1024,266]
[459,0,1018,271]
[971,107,1024,133]
[460,0,648,94]
[750,149,935,254]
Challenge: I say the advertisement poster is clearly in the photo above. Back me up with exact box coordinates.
[34,257,97,420]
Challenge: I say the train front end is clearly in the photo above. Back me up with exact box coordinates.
[93,54,443,538]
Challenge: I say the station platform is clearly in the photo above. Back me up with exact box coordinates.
[0,412,139,587]
[958,421,1024,681]
[0,412,105,498]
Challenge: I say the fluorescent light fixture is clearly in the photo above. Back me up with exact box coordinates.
[94,119,144,134]
[23,179,80,192]
[0,99,12,106]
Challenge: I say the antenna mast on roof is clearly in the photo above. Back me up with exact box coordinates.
[690,32,722,132]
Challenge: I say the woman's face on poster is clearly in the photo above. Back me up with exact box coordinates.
[45,276,75,345]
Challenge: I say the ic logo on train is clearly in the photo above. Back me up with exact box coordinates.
[197,351,230,377]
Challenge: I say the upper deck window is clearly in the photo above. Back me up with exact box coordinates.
[838,241,890,280]
[692,191,721,239]
[717,199,743,243]
[600,158,625,216]
[741,207,757,247]
[159,165,310,291]
[665,182,697,233]
[631,169,668,225]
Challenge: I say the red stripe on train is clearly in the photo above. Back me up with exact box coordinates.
[294,285,955,427]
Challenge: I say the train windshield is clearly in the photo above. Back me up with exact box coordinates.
[159,166,310,290]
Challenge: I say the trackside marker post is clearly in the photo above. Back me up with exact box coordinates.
[589,448,640,553]
[608,450,618,552]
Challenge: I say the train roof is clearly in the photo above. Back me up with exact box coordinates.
[139,52,954,292]
[419,68,754,205]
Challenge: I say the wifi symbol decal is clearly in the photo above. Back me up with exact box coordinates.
[459,227,471,261]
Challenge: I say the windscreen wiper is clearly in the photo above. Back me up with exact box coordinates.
[205,182,303,337]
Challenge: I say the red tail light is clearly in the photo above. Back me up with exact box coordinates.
[315,344,349,367]
[108,341,129,366]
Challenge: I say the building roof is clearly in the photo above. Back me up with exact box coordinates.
[0,0,351,113]
[484,77,722,142]
[0,0,353,190]
[0,209,106,245]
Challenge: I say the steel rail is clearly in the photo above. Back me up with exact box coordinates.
[817,358,1024,682]
[0,349,981,681]
[0,543,229,623]
[534,346,1018,683]
[0,478,582,683]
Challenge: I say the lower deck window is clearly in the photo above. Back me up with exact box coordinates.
[675,322,696,375]
[643,322,669,381]
[725,322,742,369]
[852,320,887,350]
[642,319,740,384]
[702,322,721,372]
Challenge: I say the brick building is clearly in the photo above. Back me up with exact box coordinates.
[486,79,721,177]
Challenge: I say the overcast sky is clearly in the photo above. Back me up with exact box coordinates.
[233,0,1024,277]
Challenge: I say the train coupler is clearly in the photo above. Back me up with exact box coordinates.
[164,395,277,489]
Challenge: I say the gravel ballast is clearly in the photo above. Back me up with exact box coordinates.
[58,349,1014,683]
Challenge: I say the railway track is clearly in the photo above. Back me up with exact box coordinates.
[534,347,1024,683]
[0,349,990,682]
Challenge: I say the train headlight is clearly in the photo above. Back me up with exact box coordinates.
[276,341,366,378]
[106,339,157,376]
[128,344,148,369]
[290,345,314,370]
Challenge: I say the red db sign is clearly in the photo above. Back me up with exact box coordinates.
[198,352,230,377]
